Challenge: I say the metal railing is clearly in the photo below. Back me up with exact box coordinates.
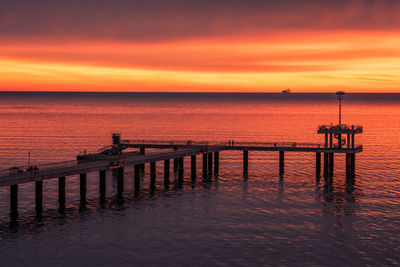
[318,124,363,131]
[0,160,79,178]
[122,139,324,148]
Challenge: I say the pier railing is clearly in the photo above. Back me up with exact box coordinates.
[318,124,363,131]
[0,160,78,178]
[123,139,324,148]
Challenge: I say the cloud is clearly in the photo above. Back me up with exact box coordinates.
[1,0,400,41]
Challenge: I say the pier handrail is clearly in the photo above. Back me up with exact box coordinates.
[0,159,79,178]
[318,124,363,131]
[122,139,324,148]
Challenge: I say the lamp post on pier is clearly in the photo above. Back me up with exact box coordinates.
[336,91,345,126]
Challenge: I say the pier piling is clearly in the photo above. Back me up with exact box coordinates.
[329,153,334,177]
[173,158,178,173]
[323,153,329,177]
[150,162,156,190]
[243,150,248,175]
[10,184,18,221]
[178,157,184,187]
[164,159,170,188]
[80,173,87,207]
[58,176,66,210]
[134,165,141,191]
[214,152,219,176]
[202,153,208,178]
[99,170,106,203]
[208,153,213,176]
[35,180,43,214]
[117,167,124,197]
[191,155,196,180]
[316,152,321,177]
[279,151,285,175]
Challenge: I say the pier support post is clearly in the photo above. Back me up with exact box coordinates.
[214,152,219,176]
[347,134,351,149]
[351,154,356,176]
[329,153,334,177]
[140,147,145,155]
[243,150,249,176]
[178,157,184,187]
[134,165,141,191]
[279,151,284,175]
[58,176,66,210]
[346,153,352,177]
[80,173,87,207]
[208,153,213,176]
[150,162,156,190]
[117,167,124,198]
[174,158,179,173]
[10,184,18,222]
[202,153,208,178]
[99,170,106,203]
[191,155,196,180]
[35,180,43,214]
[323,153,329,177]
[164,159,170,188]
[316,152,321,177]
[325,134,328,148]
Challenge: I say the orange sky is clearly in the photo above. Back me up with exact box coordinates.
[1,1,400,92]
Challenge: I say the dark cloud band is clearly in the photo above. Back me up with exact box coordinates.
[1,0,399,41]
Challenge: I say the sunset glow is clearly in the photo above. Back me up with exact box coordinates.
[1,0,400,92]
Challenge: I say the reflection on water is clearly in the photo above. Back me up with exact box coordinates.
[0,92,399,265]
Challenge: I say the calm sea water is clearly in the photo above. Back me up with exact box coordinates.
[0,92,399,266]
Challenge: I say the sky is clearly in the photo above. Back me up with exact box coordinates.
[1,0,400,92]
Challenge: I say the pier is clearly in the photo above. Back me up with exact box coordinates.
[0,125,362,223]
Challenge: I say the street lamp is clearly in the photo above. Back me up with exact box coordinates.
[336,91,345,126]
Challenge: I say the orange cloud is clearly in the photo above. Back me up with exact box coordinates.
[1,31,400,92]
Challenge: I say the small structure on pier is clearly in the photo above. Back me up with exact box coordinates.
[316,91,363,177]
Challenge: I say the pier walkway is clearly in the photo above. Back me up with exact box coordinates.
[0,123,363,223]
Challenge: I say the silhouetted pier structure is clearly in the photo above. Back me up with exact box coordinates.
[0,126,362,223]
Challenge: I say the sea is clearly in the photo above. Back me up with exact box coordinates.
[0,92,399,266]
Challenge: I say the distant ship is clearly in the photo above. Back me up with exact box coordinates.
[282,88,292,93]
